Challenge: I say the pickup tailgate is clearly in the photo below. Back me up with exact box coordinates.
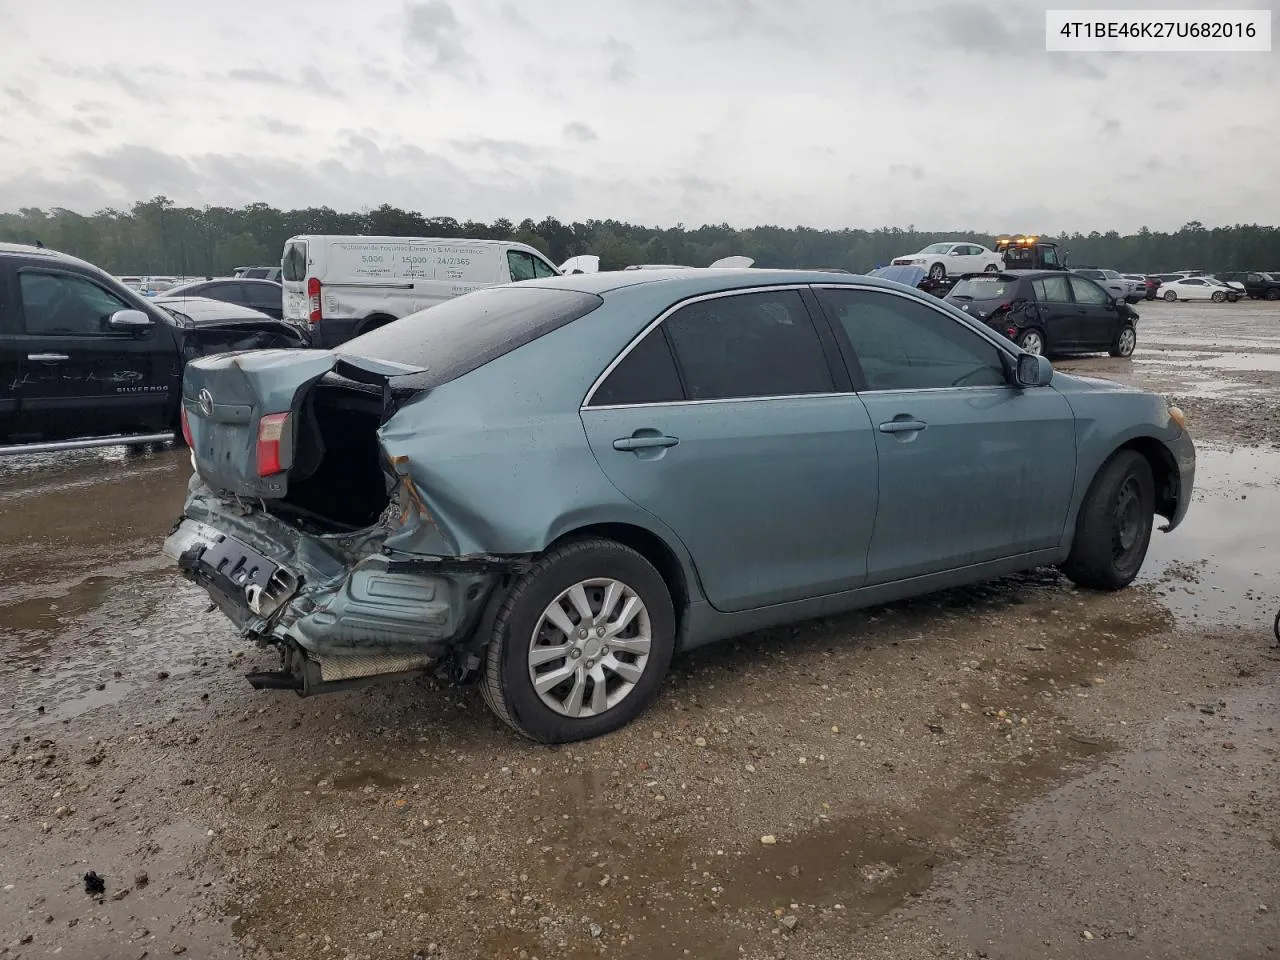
[183,349,425,499]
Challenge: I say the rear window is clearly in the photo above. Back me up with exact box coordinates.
[948,278,1011,301]
[342,286,603,389]
[282,241,307,282]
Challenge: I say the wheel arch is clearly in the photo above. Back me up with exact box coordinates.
[356,312,398,336]
[547,522,694,645]
[1115,436,1178,522]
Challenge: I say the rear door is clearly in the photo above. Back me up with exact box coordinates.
[13,266,177,440]
[1031,274,1076,351]
[814,285,1077,583]
[1066,275,1117,349]
[580,286,879,613]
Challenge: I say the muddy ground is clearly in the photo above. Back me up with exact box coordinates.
[2,299,1278,960]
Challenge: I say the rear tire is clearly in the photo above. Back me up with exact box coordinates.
[481,537,676,743]
[1265,288,1280,301]
[1016,328,1045,355]
[1163,290,1177,302]
[984,263,999,273]
[1060,450,1154,590]
[357,313,397,336]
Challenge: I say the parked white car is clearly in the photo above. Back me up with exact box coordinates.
[281,235,561,348]
[891,242,1003,280]
[1073,268,1143,302]
[1159,276,1237,302]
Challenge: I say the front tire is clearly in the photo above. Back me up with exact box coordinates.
[928,262,946,281]
[481,538,676,743]
[1060,450,1154,590]
[1163,290,1177,302]
[1211,291,1226,303]
[1109,324,1137,358]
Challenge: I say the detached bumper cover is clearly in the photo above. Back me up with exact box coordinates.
[1162,428,1196,533]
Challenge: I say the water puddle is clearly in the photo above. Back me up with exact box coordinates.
[1143,444,1280,624]
[1136,351,1280,373]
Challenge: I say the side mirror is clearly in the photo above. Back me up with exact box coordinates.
[108,308,153,331]
[1015,353,1053,387]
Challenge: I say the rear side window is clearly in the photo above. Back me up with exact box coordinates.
[282,241,307,282]
[345,286,603,390]
[1033,275,1072,301]
[662,290,835,401]
[0,269,15,333]
[588,328,684,406]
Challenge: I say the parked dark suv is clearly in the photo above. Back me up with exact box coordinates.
[1216,271,1280,301]
[163,277,284,319]
[945,270,1138,358]
[0,243,308,449]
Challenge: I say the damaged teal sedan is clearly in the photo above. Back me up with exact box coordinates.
[164,269,1195,743]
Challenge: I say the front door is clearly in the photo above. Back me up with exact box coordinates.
[13,267,176,441]
[1067,275,1119,349]
[580,287,879,613]
[814,285,1077,584]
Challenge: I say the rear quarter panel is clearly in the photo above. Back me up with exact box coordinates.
[377,286,703,575]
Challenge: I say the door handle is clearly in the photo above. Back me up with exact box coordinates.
[27,353,69,362]
[613,435,679,451]
[878,419,928,434]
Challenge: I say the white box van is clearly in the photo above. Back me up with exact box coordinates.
[280,235,561,347]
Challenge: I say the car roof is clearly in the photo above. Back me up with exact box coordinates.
[0,242,101,271]
[520,268,921,297]
[152,295,275,321]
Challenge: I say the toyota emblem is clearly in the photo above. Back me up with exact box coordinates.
[198,388,214,417]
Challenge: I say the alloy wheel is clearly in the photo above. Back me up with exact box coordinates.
[527,578,652,718]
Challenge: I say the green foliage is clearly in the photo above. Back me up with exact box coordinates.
[2,198,1277,275]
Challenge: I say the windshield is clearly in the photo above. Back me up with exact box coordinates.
[948,278,1011,301]
[918,243,952,254]
[343,286,604,390]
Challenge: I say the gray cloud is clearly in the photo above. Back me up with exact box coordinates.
[449,136,538,161]
[63,118,92,135]
[4,88,37,115]
[603,37,635,84]
[933,0,1107,79]
[228,67,290,85]
[1100,118,1120,136]
[256,117,305,136]
[301,65,343,99]
[404,0,477,77]
[889,163,926,182]
[563,121,598,143]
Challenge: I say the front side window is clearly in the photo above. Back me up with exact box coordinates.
[20,271,128,336]
[1033,275,1073,301]
[662,289,834,401]
[819,288,1007,392]
[919,243,952,254]
[1068,276,1111,305]
[507,250,537,282]
[1040,247,1060,266]
[531,256,558,279]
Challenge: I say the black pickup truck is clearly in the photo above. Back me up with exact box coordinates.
[1216,271,1280,301]
[0,243,310,451]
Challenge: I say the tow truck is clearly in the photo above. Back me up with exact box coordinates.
[872,235,1069,298]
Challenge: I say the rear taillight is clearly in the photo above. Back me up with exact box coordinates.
[306,277,322,324]
[256,413,291,477]
[180,404,193,446]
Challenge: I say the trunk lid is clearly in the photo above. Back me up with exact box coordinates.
[183,349,425,499]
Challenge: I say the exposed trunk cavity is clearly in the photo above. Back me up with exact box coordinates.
[273,378,392,530]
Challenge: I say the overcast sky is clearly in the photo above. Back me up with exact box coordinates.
[0,0,1275,233]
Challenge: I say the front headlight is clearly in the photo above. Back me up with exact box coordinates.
[1168,405,1187,430]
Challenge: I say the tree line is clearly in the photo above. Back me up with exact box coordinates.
[2,197,1278,277]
